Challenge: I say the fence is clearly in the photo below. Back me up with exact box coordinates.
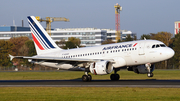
[0,65,58,71]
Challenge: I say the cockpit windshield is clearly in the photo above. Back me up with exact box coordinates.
[156,44,160,48]
[160,44,166,47]
[152,44,166,48]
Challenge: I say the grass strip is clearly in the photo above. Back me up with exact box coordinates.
[0,70,180,80]
[0,87,180,101]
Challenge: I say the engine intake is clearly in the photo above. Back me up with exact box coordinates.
[89,61,113,75]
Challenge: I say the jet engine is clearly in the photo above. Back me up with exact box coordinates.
[89,61,113,75]
[127,64,155,74]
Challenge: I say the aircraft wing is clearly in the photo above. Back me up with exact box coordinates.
[9,54,115,64]
[24,56,114,63]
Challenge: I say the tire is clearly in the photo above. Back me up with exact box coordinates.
[110,74,115,81]
[147,73,153,77]
[115,74,120,81]
[82,75,89,82]
[88,74,92,81]
[150,73,153,77]
[110,74,120,81]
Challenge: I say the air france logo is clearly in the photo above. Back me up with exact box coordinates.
[102,43,138,50]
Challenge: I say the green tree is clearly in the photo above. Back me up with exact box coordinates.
[133,35,137,40]
[117,39,122,43]
[140,34,151,40]
[65,41,76,49]
[18,40,36,67]
[102,39,115,45]
[19,44,29,56]
[0,40,14,67]
[9,37,29,56]
[25,40,37,56]
[124,35,133,42]
[9,37,30,67]
[64,37,81,49]
[68,37,81,47]
[152,32,173,46]
[149,33,156,39]
[173,33,180,69]
[55,39,66,49]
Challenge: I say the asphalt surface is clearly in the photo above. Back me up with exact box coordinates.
[0,79,180,87]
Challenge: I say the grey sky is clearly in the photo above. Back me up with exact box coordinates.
[0,0,180,38]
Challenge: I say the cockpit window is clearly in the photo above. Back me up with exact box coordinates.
[152,44,167,48]
[152,45,155,48]
[160,44,166,47]
[156,44,160,48]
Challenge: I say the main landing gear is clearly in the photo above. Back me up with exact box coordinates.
[82,74,92,82]
[82,68,120,82]
[82,68,92,82]
[110,68,120,81]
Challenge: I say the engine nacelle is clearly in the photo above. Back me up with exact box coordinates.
[127,64,155,74]
[89,61,113,75]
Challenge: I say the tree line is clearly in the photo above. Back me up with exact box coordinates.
[0,31,180,69]
[0,37,36,67]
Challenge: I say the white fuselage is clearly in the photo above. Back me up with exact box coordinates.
[38,40,174,69]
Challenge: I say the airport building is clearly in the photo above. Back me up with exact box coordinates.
[0,26,136,46]
[0,26,30,32]
[104,29,136,41]
[0,26,31,40]
[52,28,106,46]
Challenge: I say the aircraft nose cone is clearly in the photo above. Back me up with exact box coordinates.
[166,48,175,59]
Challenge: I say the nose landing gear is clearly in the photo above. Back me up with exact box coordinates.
[145,63,154,77]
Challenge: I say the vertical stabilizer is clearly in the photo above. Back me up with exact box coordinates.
[27,16,62,55]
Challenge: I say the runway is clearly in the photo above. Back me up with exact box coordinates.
[0,79,180,87]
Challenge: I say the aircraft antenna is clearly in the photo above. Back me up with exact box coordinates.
[144,37,147,40]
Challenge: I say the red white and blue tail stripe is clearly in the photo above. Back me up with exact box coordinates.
[27,16,61,55]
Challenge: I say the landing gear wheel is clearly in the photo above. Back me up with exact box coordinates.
[88,74,92,81]
[110,74,115,80]
[82,75,89,82]
[82,74,92,82]
[110,74,120,81]
[147,73,153,77]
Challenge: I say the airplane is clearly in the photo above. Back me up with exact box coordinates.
[9,16,175,82]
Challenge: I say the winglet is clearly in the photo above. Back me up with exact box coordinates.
[9,54,14,61]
